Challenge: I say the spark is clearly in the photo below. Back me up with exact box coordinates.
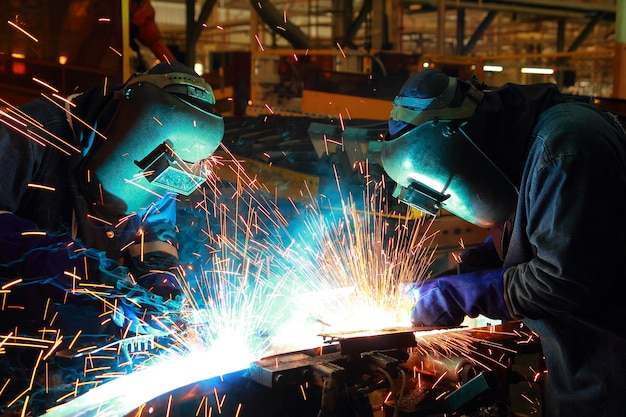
[165,394,173,417]
[0,110,46,147]
[7,20,38,42]
[86,214,113,226]
[20,231,46,236]
[27,183,56,191]
[32,78,59,93]
[123,178,164,199]
[336,42,346,58]
[0,98,80,154]
[7,387,30,409]
[279,198,437,334]
[52,93,75,108]
[42,336,63,361]
[435,390,448,400]
[2,278,23,290]
[108,46,122,57]
[254,34,265,51]
[40,93,106,140]
[213,388,221,414]
[0,378,10,397]
[20,395,30,417]
[68,331,82,350]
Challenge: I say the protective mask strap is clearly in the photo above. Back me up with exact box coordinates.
[390,83,484,127]
[120,72,216,105]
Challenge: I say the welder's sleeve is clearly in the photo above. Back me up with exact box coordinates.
[456,234,504,273]
[120,193,182,301]
[0,212,125,290]
[114,194,183,335]
[410,268,513,327]
[502,105,626,320]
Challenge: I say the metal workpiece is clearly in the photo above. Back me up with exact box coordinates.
[407,354,481,384]
[249,346,345,389]
[244,324,524,416]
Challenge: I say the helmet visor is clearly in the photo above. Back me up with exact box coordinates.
[86,81,224,213]
[134,142,212,195]
[380,121,518,228]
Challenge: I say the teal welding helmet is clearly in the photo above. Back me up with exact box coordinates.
[380,69,518,228]
[81,64,224,214]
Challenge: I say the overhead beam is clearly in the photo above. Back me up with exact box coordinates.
[185,0,218,67]
[416,0,613,20]
[456,8,465,55]
[568,13,607,52]
[461,10,498,55]
[483,0,614,14]
[344,0,373,47]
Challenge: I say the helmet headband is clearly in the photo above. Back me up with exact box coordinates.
[390,78,484,127]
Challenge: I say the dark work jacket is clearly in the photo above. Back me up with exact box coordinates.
[0,93,142,262]
[503,101,626,416]
[0,89,178,327]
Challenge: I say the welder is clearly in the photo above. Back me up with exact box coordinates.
[381,68,626,416]
[0,62,224,336]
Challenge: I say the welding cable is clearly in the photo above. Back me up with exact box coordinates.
[393,366,406,417]
[316,374,339,417]
[377,366,402,417]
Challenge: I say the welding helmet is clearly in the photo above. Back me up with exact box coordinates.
[81,62,224,214]
[380,69,518,228]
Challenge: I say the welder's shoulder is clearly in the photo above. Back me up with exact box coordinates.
[533,101,624,159]
[18,97,70,134]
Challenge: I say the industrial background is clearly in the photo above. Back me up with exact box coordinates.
[0,1,624,417]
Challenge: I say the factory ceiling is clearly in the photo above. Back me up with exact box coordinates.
[152,0,616,57]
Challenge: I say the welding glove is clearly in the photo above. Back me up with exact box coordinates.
[113,270,183,336]
[112,261,184,336]
[115,244,184,335]
[410,268,513,327]
[114,194,185,335]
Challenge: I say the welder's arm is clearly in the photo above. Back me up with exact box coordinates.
[409,268,513,327]
[503,124,626,320]
[121,193,182,300]
[0,212,124,289]
[114,194,184,335]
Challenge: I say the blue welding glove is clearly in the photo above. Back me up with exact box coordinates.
[113,193,184,335]
[410,268,513,327]
[115,248,183,335]
[113,271,183,336]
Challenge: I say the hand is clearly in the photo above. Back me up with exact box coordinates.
[411,268,513,327]
[113,272,183,336]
